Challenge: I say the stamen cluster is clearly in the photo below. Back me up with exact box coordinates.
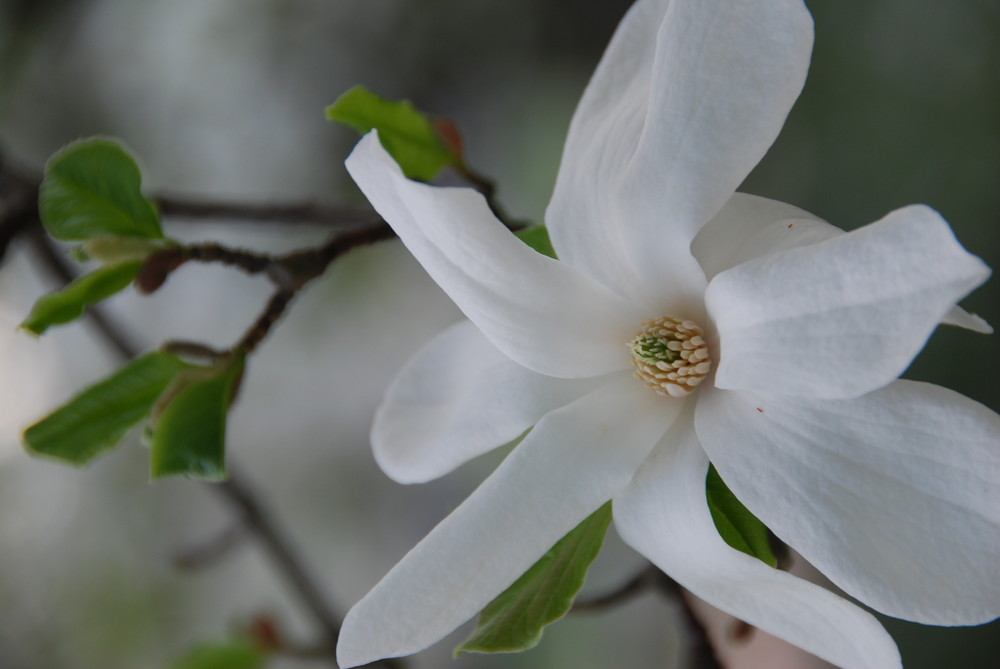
[628,316,711,398]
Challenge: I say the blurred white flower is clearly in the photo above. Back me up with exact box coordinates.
[337,1,1000,667]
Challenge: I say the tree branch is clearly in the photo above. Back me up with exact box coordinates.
[3,157,406,669]
[157,194,381,228]
[211,467,345,659]
[572,564,723,669]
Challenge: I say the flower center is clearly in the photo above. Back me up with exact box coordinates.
[628,316,711,398]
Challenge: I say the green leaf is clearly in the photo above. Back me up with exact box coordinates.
[514,225,557,259]
[457,502,613,655]
[706,464,777,567]
[150,356,245,481]
[326,85,456,181]
[24,351,195,465]
[165,641,266,669]
[78,235,178,265]
[20,261,142,335]
[40,137,163,241]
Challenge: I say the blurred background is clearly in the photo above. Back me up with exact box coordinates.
[1,0,998,668]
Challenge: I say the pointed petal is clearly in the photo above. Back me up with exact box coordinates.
[693,196,991,334]
[707,205,992,399]
[547,0,813,310]
[337,376,680,667]
[346,132,645,378]
[942,305,993,334]
[372,320,606,484]
[614,415,901,669]
[696,381,1000,625]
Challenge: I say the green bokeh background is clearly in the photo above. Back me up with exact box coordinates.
[1,1,997,668]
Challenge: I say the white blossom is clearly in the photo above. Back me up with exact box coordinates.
[337,1,1000,667]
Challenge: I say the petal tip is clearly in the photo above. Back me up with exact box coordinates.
[336,608,391,669]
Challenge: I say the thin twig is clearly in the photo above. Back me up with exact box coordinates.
[157,195,381,228]
[572,564,661,612]
[211,468,343,660]
[0,158,39,262]
[236,289,295,354]
[454,163,530,230]
[185,242,272,274]
[161,222,396,355]
[571,564,722,669]
[173,522,248,570]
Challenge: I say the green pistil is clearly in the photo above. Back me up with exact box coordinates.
[631,335,679,364]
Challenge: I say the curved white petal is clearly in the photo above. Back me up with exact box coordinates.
[691,193,829,280]
[346,132,646,378]
[707,205,992,399]
[338,376,681,668]
[547,0,813,311]
[696,381,1000,625]
[614,414,901,669]
[694,196,991,335]
[372,320,607,484]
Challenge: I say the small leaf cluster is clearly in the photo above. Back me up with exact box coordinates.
[23,138,177,335]
[22,139,241,480]
[326,86,465,181]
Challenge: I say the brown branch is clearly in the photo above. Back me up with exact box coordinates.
[147,221,397,355]
[185,242,273,274]
[157,194,381,228]
[1,156,42,262]
[572,564,662,613]
[453,163,530,231]
[173,522,248,570]
[572,564,722,669]
[236,289,295,354]
[211,468,344,660]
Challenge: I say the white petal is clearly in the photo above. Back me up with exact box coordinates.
[690,193,830,280]
[694,196,991,335]
[942,305,993,334]
[614,414,901,669]
[547,0,813,311]
[707,205,991,399]
[372,320,607,484]
[696,381,1000,625]
[337,376,680,667]
[346,132,646,378]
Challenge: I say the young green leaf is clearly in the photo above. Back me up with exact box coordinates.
[150,356,245,481]
[706,464,777,567]
[457,502,613,655]
[164,641,266,669]
[514,225,557,259]
[20,261,142,335]
[326,86,456,181]
[79,235,177,265]
[40,137,163,241]
[24,351,195,465]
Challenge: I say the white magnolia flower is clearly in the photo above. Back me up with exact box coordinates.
[338,1,1000,667]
